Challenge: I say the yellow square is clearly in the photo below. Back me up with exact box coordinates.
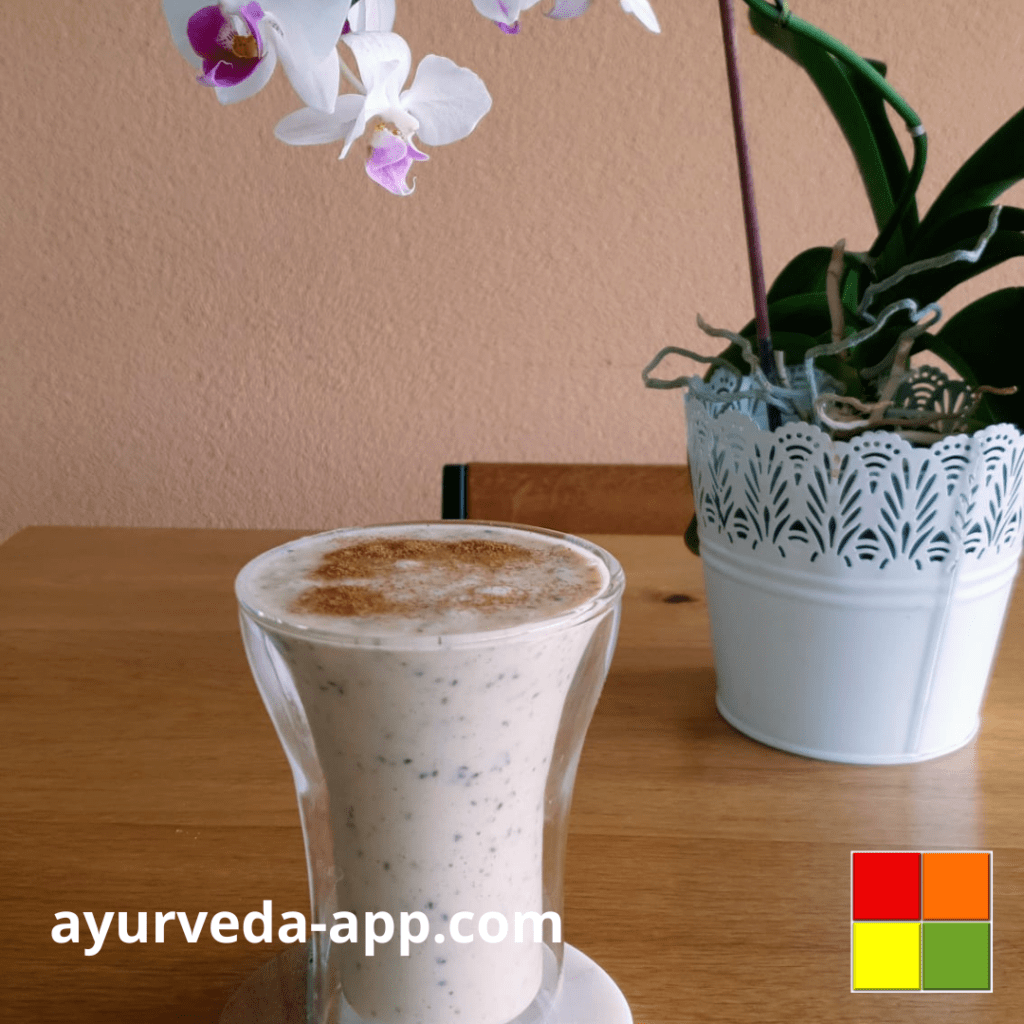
[853,921,921,990]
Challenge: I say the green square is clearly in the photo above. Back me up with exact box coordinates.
[922,922,990,990]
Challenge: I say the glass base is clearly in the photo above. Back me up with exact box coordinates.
[219,942,632,1024]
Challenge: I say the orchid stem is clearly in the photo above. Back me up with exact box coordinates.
[716,0,776,403]
[339,53,366,95]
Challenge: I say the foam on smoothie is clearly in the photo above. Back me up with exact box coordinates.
[240,523,608,636]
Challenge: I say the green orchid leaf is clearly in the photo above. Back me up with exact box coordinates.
[966,397,1001,432]
[843,319,907,372]
[768,330,828,361]
[842,260,864,311]
[766,246,867,306]
[766,247,834,301]
[742,292,857,342]
[931,287,1024,429]
[917,106,1024,244]
[910,205,1024,261]
[748,7,902,251]
[767,293,836,334]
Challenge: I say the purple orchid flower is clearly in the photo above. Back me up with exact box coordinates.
[163,0,349,112]
[187,2,266,88]
[366,126,429,196]
[493,0,525,33]
[470,0,538,34]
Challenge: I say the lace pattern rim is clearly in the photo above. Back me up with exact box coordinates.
[685,395,1024,576]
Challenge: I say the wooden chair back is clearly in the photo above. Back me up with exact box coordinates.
[442,463,693,535]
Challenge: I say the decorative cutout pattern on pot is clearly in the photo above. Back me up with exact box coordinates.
[686,385,1024,579]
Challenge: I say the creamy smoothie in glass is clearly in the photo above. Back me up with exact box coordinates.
[235,522,624,1024]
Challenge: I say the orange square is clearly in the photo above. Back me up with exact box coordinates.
[922,853,990,920]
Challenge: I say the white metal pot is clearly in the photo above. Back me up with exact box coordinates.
[685,390,1024,764]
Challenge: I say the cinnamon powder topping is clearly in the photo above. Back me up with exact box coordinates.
[309,539,530,579]
[288,536,603,622]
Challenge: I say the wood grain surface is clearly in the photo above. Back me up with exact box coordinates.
[2,526,1022,1023]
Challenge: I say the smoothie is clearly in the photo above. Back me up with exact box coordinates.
[235,523,620,1024]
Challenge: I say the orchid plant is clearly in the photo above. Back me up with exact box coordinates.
[641,1,1024,448]
[162,0,659,195]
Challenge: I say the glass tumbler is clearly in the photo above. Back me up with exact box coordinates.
[234,522,624,1024]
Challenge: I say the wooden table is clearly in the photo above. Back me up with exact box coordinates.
[2,527,1022,1023]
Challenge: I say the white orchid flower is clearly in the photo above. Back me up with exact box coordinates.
[619,0,659,33]
[344,0,396,33]
[471,0,543,35]
[162,0,351,112]
[547,0,660,31]
[275,32,492,195]
[473,0,658,33]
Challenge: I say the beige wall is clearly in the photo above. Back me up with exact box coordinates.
[4,1,1023,542]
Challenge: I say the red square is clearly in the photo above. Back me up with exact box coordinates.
[853,852,921,920]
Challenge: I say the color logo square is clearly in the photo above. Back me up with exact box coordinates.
[923,852,989,920]
[851,851,992,993]
[852,922,920,990]
[922,922,990,990]
[852,851,920,920]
